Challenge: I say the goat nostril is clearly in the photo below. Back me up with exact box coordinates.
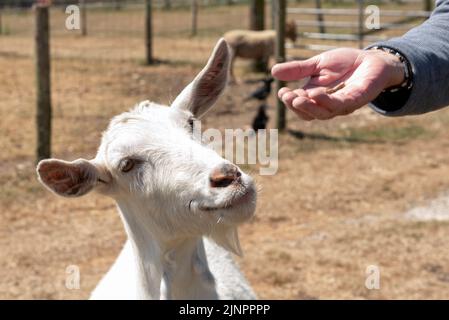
[210,176,235,188]
[209,164,241,188]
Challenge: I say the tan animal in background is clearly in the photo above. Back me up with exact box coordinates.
[224,21,297,83]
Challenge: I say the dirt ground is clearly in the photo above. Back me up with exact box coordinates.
[1,4,449,300]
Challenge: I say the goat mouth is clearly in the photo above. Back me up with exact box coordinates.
[198,187,255,212]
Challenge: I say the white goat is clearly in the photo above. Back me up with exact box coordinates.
[36,39,257,300]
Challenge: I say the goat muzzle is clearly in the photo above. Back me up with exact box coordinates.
[209,164,241,188]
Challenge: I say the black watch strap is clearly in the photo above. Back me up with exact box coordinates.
[370,46,414,94]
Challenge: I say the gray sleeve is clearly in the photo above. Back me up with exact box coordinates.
[367,0,449,116]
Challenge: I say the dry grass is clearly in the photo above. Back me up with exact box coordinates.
[1,3,449,300]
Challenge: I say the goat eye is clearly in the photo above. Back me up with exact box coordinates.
[119,159,135,173]
[188,118,195,132]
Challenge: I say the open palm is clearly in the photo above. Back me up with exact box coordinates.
[272,48,404,120]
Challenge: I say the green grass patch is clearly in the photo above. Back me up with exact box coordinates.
[344,124,430,142]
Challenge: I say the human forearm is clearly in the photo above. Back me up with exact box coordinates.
[367,0,449,116]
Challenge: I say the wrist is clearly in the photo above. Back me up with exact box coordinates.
[368,48,406,88]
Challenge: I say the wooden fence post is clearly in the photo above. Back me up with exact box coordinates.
[423,0,433,12]
[191,0,198,36]
[145,0,154,64]
[315,0,325,34]
[274,0,286,131]
[79,0,87,36]
[0,8,3,35]
[249,0,266,72]
[250,0,265,30]
[35,4,52,162]
[357,0,364,49]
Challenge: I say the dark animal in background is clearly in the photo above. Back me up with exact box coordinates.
[244,77,274,102]
[252,104,269,132]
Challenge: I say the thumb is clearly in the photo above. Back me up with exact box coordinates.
[271,57,319,81]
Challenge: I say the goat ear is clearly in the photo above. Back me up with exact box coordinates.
[209,226,243,257]
[171,38,230,118]
[36,159,100,197]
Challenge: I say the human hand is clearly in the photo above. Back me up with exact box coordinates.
[271,48,405,120]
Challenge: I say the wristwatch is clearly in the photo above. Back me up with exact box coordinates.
[369,46,414,93]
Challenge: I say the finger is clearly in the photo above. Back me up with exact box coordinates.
[271,57,319,82]
[278,87,291,99]
[292,88,308,96]
[284,98,315,121]
[292,96,333,120]
[306,86,333,98]
[288,107,315,121]
[306,83,367,116]
[289,96,317,119]
[281,91,298,108]
[330,92,364,116]
[304,87,334,112]
[308,93,356,116]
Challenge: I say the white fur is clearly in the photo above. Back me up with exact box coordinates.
[90,239,255,300]
[36,39,257,300]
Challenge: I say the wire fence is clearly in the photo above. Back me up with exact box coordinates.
[287,0,431,55]
[0,0,432,160]
[0,0,430,62]
[0,1,256,161]
[0,1,251,80]
[0,0,251,36]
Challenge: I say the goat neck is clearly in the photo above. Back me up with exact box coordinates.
[116,200,218,300]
